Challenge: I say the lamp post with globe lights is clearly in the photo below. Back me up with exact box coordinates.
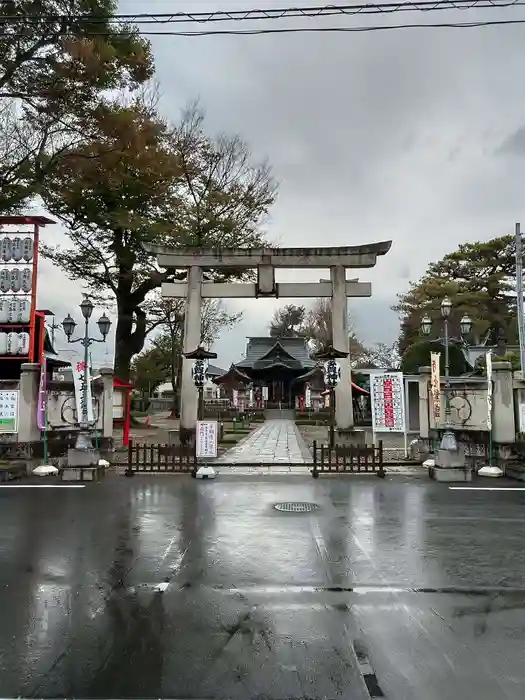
[420,298,472,452]
[62,296,111,450]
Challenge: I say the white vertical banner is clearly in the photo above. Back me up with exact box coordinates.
[430,352,441,422]
[486,351,493,431]
[262,386,268,402]
[36,355,47,431]
[232,389,239,408]
[72,356,94,423]
[249,388,254,408]
[305,385,312,409]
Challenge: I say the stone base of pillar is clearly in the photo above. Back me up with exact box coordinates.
[429,447,472,482]
[336,428,364,446]
[179,426,195,447]
[67,447,100,467]
[62,465,106,482]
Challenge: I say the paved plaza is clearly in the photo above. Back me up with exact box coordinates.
[216,418,312,466]
[1,476,525,698]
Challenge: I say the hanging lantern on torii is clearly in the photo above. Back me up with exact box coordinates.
[183,346,218,420]
[323,359,341,387]
[313,345,349,448]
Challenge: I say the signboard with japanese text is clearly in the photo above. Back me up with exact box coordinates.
[305,386,312,408]
[430,352,441,420]
[232,389,238,408]
[72,356,94,424]
[196,420,218,459]
[262,386,268,401]
[0,390,19,433]
[370,372,406,433]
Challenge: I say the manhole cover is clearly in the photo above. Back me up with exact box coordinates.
[274,502,319,513]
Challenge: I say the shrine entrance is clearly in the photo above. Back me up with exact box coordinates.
[144,242,392,445]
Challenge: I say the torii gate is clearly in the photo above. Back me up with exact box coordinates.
[144,242,392,443]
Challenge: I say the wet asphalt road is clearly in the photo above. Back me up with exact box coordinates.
[1,476,525,699]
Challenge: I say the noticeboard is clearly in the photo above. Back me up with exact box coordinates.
[370,372,406,433]
[0,390,19,433]
[196,420,218,458]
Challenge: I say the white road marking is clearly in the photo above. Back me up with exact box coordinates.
[449,487,525,491]
[0,485,86,489]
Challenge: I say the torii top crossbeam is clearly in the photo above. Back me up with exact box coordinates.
[143,241,392,269]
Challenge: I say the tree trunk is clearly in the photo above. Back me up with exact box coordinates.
[114,302,148,382]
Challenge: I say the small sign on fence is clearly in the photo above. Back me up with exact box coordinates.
[196,420,218,458]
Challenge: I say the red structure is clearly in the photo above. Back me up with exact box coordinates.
[113,377,133,446]
[0,216,54,371]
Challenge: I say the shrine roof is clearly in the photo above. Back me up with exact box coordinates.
[236,337,316,371]
[212,364,252,386]
[207,363,228,377]
[0,215,55,226]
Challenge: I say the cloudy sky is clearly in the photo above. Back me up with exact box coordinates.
[37,0,525,369]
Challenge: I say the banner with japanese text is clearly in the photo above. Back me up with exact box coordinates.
[486,351,493,431]
[72,356,94,424]
[36,355,47,430]
[430,352,441,420]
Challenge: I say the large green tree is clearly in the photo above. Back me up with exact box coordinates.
[394,235,521,355]
[0,0,153,213]
[41,104,276,381]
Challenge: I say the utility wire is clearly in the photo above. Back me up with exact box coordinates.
[0,17,525,36]
[0,0,522,26]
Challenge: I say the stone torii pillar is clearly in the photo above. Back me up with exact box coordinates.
[180,265,202,444]
[331,265,353,431]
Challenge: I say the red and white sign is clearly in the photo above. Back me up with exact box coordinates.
[370,372,406,433]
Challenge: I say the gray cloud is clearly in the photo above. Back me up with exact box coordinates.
[497,126,525,157]
[38,1,525,369]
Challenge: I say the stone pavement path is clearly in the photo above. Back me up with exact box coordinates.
[216,419,312,466]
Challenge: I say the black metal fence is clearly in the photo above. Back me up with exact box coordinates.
[311,440,384,477]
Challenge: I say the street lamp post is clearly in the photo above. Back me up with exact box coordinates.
[420,298,472,452]
[62,296,111,451]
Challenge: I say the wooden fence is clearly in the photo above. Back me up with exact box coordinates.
[311,440,384,477]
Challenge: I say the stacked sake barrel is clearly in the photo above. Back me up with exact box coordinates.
[0,235,34,357]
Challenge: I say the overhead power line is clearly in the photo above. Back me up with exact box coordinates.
[1,17,525,37]
[0,0,522,27]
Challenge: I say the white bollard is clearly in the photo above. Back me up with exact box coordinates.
[478,465,503,477]
[196,466,216,480]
